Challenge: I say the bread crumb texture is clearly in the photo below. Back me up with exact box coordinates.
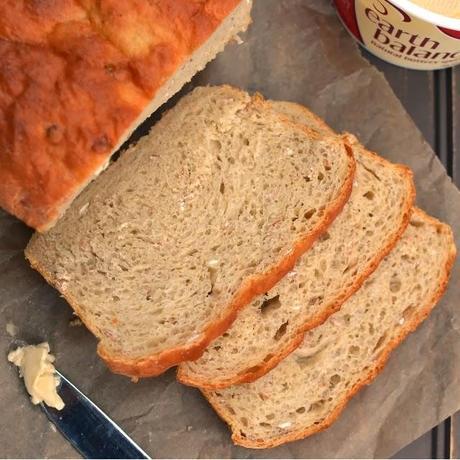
[204,209,456,449]
[26,86,354,377]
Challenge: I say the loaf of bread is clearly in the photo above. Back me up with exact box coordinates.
[25,86,355,378]
[177,102,415,389]
[0,0,252,230]
[204,208,456,448]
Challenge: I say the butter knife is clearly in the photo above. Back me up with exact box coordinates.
[41,370,150,459]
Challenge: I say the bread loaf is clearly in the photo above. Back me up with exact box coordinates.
[0,0,252,230]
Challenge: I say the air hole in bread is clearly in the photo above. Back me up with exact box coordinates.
[207,266,218,296]
[263,353,274,362]
[403,305,416,320]
[296,407,306,414]
[389,276,401,292]
[373,333,387,353]
[329,374,341,388]
[303,175,311,182]
[362,164,381,181]
[349,345,360,355]
[241,417,248,427]
[295,345,327,368]
[304,209,316,220]
[274,321,289,340]
[209,139,222,154]
[308,295,323,306]
[410,220,424,227]
[258,392,268,401]
[363,190,375,200]
[220,182,225,194]
[343,259,358,274]
[259,422,271,427]
[266,413,275,420]
[310,400,325,412]
[319,232,330,242]
[260,295,281,316]
[317,172,324,181]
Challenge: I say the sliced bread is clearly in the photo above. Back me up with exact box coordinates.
[203,209,456,448]
[177,102,415,389]
[25,86,355,378]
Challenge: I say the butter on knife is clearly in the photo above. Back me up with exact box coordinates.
[8,343,65,410]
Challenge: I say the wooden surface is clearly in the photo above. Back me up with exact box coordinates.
[363,51,459,459]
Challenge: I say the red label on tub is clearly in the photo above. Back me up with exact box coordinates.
[333,0,363,42]
[334,0,460,69]
[439,26,460,39]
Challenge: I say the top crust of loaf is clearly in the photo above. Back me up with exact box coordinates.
[26,85,356,378]
[0,0,247,230]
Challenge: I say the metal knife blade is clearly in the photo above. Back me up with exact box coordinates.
[41,370,150,459]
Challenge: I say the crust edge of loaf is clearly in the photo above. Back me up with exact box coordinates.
[202,208,457,449]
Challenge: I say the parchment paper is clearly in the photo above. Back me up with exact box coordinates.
[1,1,459,458]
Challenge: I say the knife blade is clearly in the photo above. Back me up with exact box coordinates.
[41,370,151,459]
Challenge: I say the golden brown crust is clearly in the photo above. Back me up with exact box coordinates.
[203,208,457,449]
[177,107,416,389]
[0,0,244,230]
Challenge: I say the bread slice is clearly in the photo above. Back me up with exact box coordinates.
[177,102,415,389]
[203,208,456,449]
[0,0,252,231]
[25,86,355,378]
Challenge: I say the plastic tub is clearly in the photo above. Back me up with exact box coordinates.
[334,0,460,69]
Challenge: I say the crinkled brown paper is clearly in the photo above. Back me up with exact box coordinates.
[0,1,459,458]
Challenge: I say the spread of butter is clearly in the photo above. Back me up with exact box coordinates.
[8,343,65,410]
